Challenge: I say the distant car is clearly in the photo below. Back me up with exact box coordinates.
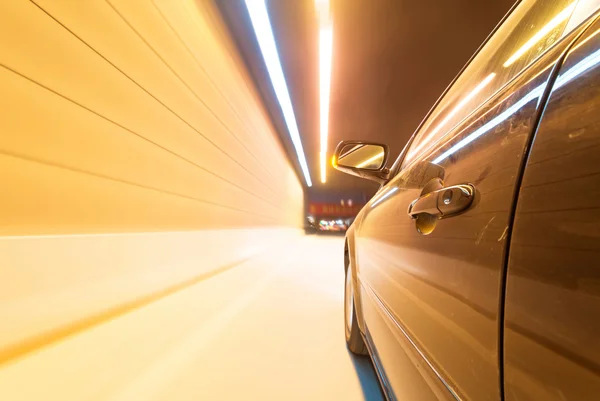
[333,2,600,400]
[318,218,348,232]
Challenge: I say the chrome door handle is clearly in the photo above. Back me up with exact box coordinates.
[408,184,475,219]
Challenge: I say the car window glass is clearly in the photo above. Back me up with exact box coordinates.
[400,0,577,170]
[565,0,600,32]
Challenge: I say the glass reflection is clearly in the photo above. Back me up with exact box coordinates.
[337,144,385,170]
[433,47,600,164]
[503,2,577,67]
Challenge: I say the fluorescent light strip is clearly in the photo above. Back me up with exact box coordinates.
[503,2,576,67]
[245,0,312,187]
[320,25,333,183]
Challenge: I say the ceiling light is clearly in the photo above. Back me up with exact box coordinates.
[245,0,313,187]
[317,0,333,184]
[319,25,333,183]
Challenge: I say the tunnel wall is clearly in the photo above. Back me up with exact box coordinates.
[0,0,304,361]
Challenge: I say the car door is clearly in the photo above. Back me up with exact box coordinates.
[352,1,586,400]
[503,12,600,401]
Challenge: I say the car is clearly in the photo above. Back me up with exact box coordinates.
[332,1,600,400]
[318,218,349,232]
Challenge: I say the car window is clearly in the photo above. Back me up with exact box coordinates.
[399,0,578,171]
[565,0,600,32]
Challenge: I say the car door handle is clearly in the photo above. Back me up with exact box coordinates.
[408,184,475,219]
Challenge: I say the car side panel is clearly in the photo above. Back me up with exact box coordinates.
[345,224,367,334]
[355,28,588,401]
[504,18,600,401]
[359,284,454,401]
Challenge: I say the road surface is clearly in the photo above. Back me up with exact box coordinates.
[0,234,384,401]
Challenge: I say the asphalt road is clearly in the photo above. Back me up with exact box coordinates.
[0,234,384,401]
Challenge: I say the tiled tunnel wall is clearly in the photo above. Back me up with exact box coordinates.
[0,0,304,362]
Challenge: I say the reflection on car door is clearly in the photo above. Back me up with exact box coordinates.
[504,18,600,401]
[353,1,588,400]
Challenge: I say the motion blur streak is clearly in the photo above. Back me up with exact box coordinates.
[317,0,333,184]
[319,26,333,183]
[0,0,308,386]
[0,236,383,401]
[245,0,313,187]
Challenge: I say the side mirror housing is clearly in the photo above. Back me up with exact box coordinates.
[332,141,391,184]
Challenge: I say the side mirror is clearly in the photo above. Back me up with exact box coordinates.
[332,141,391,184]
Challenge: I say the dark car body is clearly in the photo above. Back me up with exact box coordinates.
[337,1,600,400]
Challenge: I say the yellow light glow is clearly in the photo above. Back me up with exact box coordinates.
[315,0,330,20]
[318,0,332,184]
[406,72,496,162]
[356,151,384,168]
[504,3,576,68]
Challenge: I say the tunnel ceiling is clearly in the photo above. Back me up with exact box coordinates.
[215,0,516,199]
